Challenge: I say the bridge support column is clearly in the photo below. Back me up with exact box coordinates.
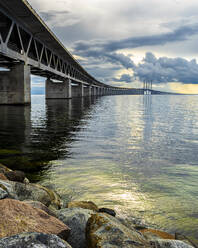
[95,87,99,96]
[71,83,84,97]
[91,86,96,96]
[84,85,91,97]
[0,64,30,105]
[46,78,71,99]
[99,88,102,96]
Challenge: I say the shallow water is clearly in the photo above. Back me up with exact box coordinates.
[0,94,198,241]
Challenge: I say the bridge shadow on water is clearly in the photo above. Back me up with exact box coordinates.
[0,96,101,182]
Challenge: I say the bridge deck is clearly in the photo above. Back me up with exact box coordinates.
[0,0,114,88]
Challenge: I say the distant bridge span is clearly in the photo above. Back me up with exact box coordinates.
[0,0,132,104]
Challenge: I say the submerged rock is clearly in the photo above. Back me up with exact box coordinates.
[86,213,149,248]
[0,232,72,248]
[67,201,99,211]
[0,199,70,240]
[58,207,94,248]
[150,239,194,248]
[4,170,26,183]
[98,207,116,217]
[0,179,61,208]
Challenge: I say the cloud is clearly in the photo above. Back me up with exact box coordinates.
[74,22,198,54]
[40,10,80,27]
[133,52,198,84]
[40,10,70,21]
[73,39,135,70]
[72,22,198,85]
[27,0,198,92]
[114,74,133,83]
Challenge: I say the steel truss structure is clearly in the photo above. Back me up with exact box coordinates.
[0,1,112,88]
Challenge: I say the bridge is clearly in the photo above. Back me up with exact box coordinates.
[0,0,134,105]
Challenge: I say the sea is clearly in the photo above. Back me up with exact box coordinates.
[0,94,198,242]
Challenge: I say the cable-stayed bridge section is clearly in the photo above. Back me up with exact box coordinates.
[0,0,130,105]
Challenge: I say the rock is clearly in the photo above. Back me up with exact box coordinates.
[0,187,8,199]
[98,207,116,217]
[23,200,57,217]
[35,183,62,209]
[0,163,12,173]
[0,199,70,240]
[58,207,94,248]
[0,179,61,208]
[86,213,149,248]
[150,239,194,248]
[0,232,72,248]
[0,164,29,183]
[23,177,30,184]
[4,170,26,182]
[0,173,8,181]
[140,228,175,240]
[67,201,98,211]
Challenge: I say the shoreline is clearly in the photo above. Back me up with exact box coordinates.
[0,162,196,247]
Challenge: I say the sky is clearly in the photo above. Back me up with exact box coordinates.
[28,0,198,94]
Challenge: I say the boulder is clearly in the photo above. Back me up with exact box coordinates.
[86,213,149,248]
[0,173,8,181]
[23,200,57,217]
[98,207,116,217]
[0,163,29,183]
[58,207,94,248]
[67,201,98,211]
[150,239,194,248]
[0,187,8,199]
[140,228,175,240]
[0,163,12,173]
[4,170,26,183]
[0,179,61,208]
[0,232,72,248]
[0,199,70,240]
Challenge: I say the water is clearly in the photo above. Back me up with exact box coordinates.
[0,94,198,242]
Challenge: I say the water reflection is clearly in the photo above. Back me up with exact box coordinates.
[1,95,198,243]
[0,96,101,179]
[143,95,153,142]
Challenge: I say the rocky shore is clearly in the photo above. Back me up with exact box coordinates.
[0,163,196,248]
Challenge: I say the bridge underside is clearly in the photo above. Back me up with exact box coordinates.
[0,1,152,105]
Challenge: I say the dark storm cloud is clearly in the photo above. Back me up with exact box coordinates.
[74,22,198,54]
[74,42,135,70]
[134,52,198,84]
[72,22,198,82]
[113,74,133,83]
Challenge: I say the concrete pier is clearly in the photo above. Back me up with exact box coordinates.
[91,86,96,96]
[71,83,84,98]
[46,78,71,99]
[0,64,30,105]
[84,85,92,97]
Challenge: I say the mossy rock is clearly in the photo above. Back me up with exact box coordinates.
[0,179,62,209]
[140,228,175,240]
[67,201,98,212]
[86,213,149,248]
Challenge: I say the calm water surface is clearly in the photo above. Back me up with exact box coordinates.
[0,94,198,241]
